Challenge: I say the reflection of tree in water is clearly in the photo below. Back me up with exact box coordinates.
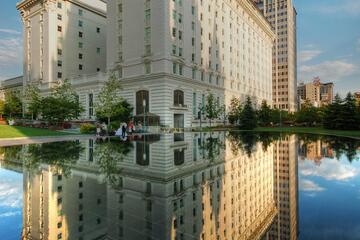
[25,141,84,176]
[95,138,133,187]
[198,133,225,161]
[297,134,360,162]
[228,131,259,157]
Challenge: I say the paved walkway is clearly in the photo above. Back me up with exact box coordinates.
[0,135,94,147]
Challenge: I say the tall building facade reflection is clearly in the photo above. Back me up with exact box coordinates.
[266,135,298,240]
[12,132,299,240]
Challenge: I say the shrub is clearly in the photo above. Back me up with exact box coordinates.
[80,123,96,134]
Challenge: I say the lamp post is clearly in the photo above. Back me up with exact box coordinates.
[143,99,146,132]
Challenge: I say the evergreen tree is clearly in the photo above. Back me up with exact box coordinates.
[239,96,257,130]
[342,92,358,130]
[323,94,343,129]
[257,100,271,127]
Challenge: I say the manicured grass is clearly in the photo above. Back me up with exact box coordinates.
[254,127,360,138]
[0,125,72,139]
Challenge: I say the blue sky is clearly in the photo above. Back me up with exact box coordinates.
[0,0,359,95]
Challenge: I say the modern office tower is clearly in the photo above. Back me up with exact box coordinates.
[16,0,107,88]
[297,77,334,107]
[253,0,297,112]
[268,135,298,240]
[355,92,360,106]
[105,0,274,128]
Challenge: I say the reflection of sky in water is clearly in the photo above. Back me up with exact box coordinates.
[299,153,360,240]
[0,169,22,240]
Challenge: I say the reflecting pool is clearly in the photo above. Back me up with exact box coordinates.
[0,132,359,240]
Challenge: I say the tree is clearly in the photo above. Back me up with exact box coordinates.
[295,99,320,126]
[342,92,358,130]
[323,94,343,130]
[204,92,221,127]
[96,73,129,133]
[40,80,83,125]
[239,96,257,130]
[24,84,41,120]
[4,91,22,118]
[257,100,272,127]
[0,99,4,119]
[228,97,242,125]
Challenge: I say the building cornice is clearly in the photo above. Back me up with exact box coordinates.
[240,0,275,40]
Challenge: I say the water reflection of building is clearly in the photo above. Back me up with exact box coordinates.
[22,164,107,240]
[298,139,334,165]
[19,132,278,240]
[267,135,298,240]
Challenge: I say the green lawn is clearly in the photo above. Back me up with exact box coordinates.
[254,127,360,138]
[0,125,72,139]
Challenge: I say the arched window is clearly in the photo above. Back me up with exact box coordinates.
[136,90,149,115]
[174,90,184,106]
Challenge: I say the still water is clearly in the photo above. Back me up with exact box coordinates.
[0,132,359,240]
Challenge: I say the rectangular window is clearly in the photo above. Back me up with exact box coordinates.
[58,72,62,79]
[79,64,83,70]
[172,45,177,55]
[96,27,100,33]
[78,42,83,48]
[145,63,151,74]
[57,26,62,32]
[145,44,151,55]
[179,65,183,75]
[173,63,177,74]
[193,92,197,115]
[78,53,83,59]
[78,9,83,16]
[96,48,100,54]
[79,31,83,38]
[172,28,176,37]
[57,14,62,20]
[179,48,183,57]
[88,93,93,117]
[57,60,62,67]
[78,20,83,27]
[57,2,62,8]
[57,49,62,55]
[192,68,196,79]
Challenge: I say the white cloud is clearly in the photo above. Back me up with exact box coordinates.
[299,50,322,63]
[0,181,22,209]
[0,37,23,67]
[317,1,360,16]
[299,60,357,82]
[0,29,21,35]
[0,211,21,218]
[300,179,325,192]
[300,158,358,181]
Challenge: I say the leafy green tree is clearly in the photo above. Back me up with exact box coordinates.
[24,84,41,120]
[0,99,4,119]
[204,92,221,127]
[4,91,22,118]
[295,99,320,126]
[96,73,130,132]
[228,97,242,125]
[40,80,83,125]
[257,100,272,127]
[239,96,257,130]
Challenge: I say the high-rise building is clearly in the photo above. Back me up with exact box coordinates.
[355,92,360,106]
[104,0,275,128]
[16,0,107,88]
[253,0,297,112]
[297,77,334,107]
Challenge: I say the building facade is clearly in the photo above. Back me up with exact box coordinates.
[253,0,297,112]
[103,0,275,128]
[17,0,107,88]
[297,78,334,107]
[0,76,23,101]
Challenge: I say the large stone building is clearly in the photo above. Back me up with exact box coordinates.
[16,0,107,88]
[103,0,275,128]
[297,77,334,107]
[253,0,298,112]
[17,0,275,128]
[0,76,23,101]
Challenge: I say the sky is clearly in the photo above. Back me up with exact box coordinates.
[0,0,359,96]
